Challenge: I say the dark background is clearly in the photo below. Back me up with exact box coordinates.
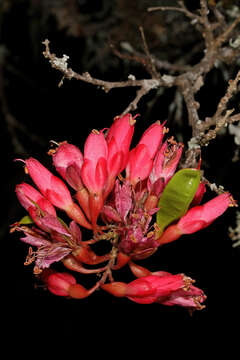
[1,0,239,346]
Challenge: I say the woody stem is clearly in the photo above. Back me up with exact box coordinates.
[98,235,119,285]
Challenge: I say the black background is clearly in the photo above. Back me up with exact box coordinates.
[1,0,240,348]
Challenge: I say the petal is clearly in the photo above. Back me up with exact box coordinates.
[138,121,164,159]
[52,142,83,179]
[37,246,71,269]
[83,130,108,165]
[20,234,51,247]
[126,144,153,185]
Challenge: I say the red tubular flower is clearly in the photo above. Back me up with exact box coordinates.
[52,142,83,186]
[16,182,56,216]
[126,274,187,304]
[106,113,135,173]
[102,273,206,310]
[81,130,108,193]
[104,113,135,196]
[126,121,165,186]
[46,272,77,296]
[52,142,91,220]
[81,130,108,228]
[26,157,74,208]
[25,158,92,229]
[158,283,206,309]
[157,192,232,245]
[44,271,96,299]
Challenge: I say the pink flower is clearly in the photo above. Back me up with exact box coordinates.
[25,158,92,229]
[52,142,91,220]
[81,130,108,228]
[102,273,206,310]
[126,274,188,304]
[148,138,183,193]
[158,192,232,245]
[126,121,165,185]
[81,130,108,194]
[44,271,92,299]
[25,157,73,208]
[16,182,56,216]
[104,113,135,196]
[106,113,135,175]
[17,219,84,270]
[52,142,83,190]
[46,272,77,296]
[158,283,206,309]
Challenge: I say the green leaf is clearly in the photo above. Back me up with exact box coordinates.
[19,215,34,225]
[156,168,200,233]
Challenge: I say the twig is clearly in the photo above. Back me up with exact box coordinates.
[212,70,240,122]
[138,26,160,79]
[42,0,240,165]
[199,0,214,48]
[148,1,201,23]
[215,15,240,47]
[42,39,170,115]
[177,77,201,133]
[197,70,240,145]
[111,41,191,73]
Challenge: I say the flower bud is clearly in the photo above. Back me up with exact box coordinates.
[16,182,56,216]
[125,273,206,309]
[25,158,92,229]
[47,272,76,296]
[106,113,135,175]
[158,192,232,245]
[81,130,108,228]
[25,158,73,209]
[52,142,83,183]
[126,121,164,185]
[81,130,108,194]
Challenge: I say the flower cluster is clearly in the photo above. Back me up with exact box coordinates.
[12,113,235,312]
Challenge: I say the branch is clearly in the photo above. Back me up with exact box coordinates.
[42,39,173,115]
[148,1,201,22]
[138,26,160,79]
[197,70,240,145]
[215,15,240,47]
[110,41,192,73]
[42,0,240,166]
